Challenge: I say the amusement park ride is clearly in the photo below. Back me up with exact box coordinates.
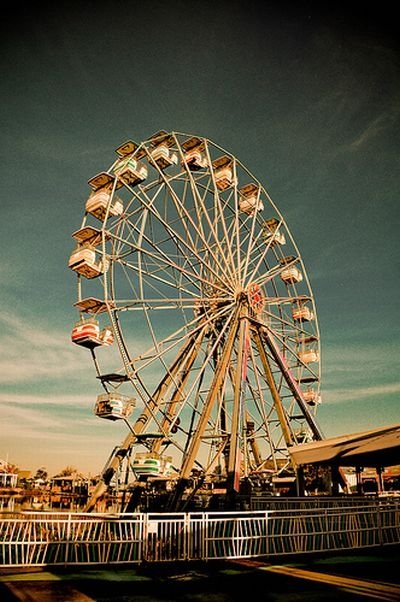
[68,131,324,511]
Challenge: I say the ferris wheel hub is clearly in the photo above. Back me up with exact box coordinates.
[247,282,266,314]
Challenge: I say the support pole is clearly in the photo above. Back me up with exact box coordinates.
[168,309,240,510]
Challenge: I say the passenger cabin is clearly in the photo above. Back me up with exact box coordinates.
[86,187,123,221]
[94,392,135,421]
[114,140,148,186]
[212,156,235,191]
[71,318,114,348]
[132,452,173,479]
[302,389,321,406]
[150,143,178,169]
[181,136,208,170]
[262,218,286,246]
[114,156,147,186]
[299,349,320,364]
[292,299,314,322]
[68,245,108,279]
[239,183,264,215]
[149,131,177,169]
[280,257,303,284]
[99,325,114,346]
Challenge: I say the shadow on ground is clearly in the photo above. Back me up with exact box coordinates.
[1,546,399,601]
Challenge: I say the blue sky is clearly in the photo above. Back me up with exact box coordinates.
[1,1,399,475]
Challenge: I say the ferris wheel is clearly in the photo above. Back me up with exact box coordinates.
[68,131,323,510]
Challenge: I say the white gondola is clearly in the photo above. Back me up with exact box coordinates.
[150,143,178,169]
[182,146,207,170]
[181,136,208,170]
[213,156,236,191]
[214,166,234,190]
[292,304,314,322]
[94,393,135,421]
[302,389,321,406]
[132,452,173,478]
[299,349,320,364]
[114,155,148,186]
[239,184,264,215]
[281,265,303,284]
[99,326,114,346]
[68,245,109,279]
[85,188,123,220]
[71,318,114,348]
[262,218,286,246]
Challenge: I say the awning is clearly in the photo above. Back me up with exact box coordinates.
[288,424,400,468]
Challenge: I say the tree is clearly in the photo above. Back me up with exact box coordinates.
[33,467,48,481]
[58,466,78,477]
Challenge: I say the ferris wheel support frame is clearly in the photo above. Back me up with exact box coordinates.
[167,306,242,510]
[258,322,323,441]
[253,326,294,448]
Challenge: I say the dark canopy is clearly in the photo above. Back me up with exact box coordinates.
[289,424,400,468]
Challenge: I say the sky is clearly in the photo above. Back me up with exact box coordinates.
[0,1,399,476]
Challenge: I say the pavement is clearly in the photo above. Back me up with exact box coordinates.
[0,546,399,601]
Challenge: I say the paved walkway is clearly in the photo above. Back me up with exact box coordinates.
[1,547,399,601]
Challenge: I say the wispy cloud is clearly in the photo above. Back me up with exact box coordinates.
[0,392,93,407]
[349,110,399,150]
[0,310,95,384]
[322,382,400,405]
[0,392,125,473]
[319,341,399,409]
[322,343,398,375]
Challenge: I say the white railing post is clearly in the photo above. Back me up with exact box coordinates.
[65,513,71,563]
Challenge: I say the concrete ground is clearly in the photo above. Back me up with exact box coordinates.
[0,546,399,601]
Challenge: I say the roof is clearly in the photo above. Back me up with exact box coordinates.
[288,424,400,468]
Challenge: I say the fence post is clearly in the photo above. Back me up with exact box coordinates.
[377,502,383,546]
[203,513,208,561]
[184,513,190,560]
[65,513,72,563]
[265,511,269,557]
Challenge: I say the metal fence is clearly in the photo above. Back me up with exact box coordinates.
[1,501,399,567]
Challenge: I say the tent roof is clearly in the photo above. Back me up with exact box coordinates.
[288,424,400,468]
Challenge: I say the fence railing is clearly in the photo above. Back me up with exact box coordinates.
[1,501,399,567]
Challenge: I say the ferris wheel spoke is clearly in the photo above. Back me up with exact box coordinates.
[239,210,263,287]
[141,165,238,287]
[128,300,236,374]
[191,145,238,283]
[142,195,235,295]
[245,220,285,286]
[109,216,207,294]
[114,233,228,300]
